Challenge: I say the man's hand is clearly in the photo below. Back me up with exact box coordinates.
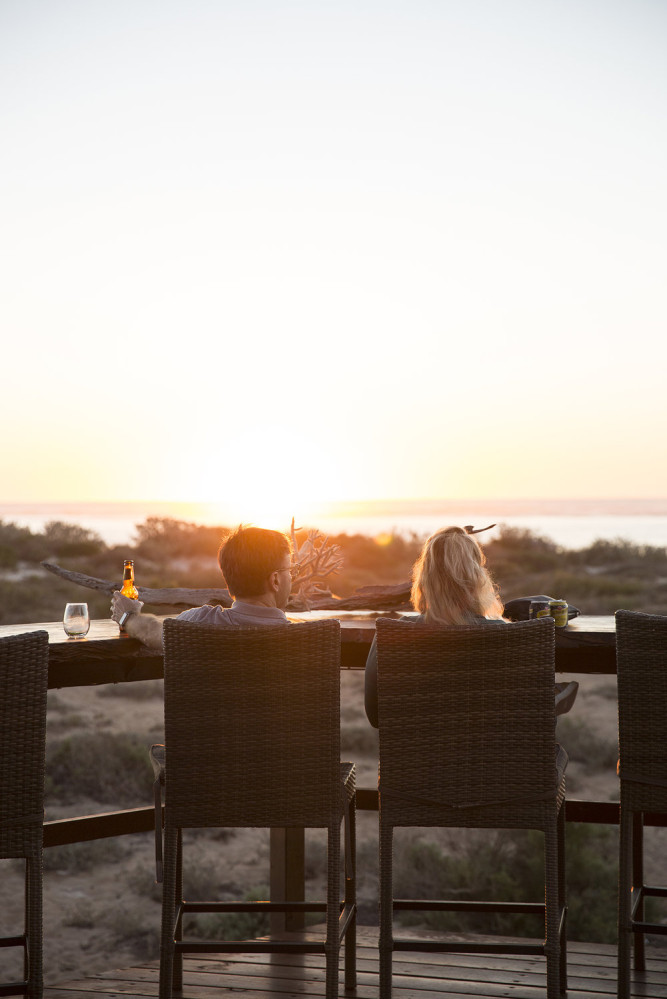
[111,591,165,651]
[111,591,144,626]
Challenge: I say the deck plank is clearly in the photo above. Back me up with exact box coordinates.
[88,959,667,994]
[44,927,667,999]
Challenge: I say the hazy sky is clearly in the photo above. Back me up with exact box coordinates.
[2,0,666,525]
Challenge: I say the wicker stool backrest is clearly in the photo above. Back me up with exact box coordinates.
[376,617,556,812]
[616,609,667,789]
[162,618,341,829]
[0,631,49,859]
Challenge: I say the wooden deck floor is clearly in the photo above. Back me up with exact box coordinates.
[44,926,667,998]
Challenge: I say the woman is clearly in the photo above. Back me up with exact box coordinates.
[364,525,577,727]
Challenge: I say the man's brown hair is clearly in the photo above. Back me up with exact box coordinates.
[218,525,292,598]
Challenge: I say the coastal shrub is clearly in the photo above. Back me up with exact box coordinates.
[46,732,153,804]
[46,711,88,732]
[130,863,164,902]
[392,826,624,942]
[63,901,97,929]
[42,839,126,872]
[184,886,271,941]
[0,520,45,563]
[0,576,110,625]
[551,570,644,599]
[2,516,667,618]
[341,721,379,757]
[41,520,106,558]
[556,717,618,771]
[107,907,161,960]
[0,518,105,564]
[578,539,667,572]
[0,543,18,569]
[325,531,422,596]
[96,679,164,700]
[393,832,544,936]
[487,527,562,575]
[134,517,230,562]
[564,825,618,942]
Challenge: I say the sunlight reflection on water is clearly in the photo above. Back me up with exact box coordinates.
[2,502,667,551]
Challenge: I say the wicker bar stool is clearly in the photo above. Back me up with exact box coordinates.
[616,609,667,999]
[156,618,356,999]
[0,631,49,999]
[375,617,567,999]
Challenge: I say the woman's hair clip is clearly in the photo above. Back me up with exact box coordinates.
[464,523,497,535]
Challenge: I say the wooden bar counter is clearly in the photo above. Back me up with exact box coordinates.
[0,613,617,689]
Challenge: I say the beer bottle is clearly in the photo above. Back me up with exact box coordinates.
[120,559,139,600]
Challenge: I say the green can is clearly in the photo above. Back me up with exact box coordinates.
[549,599,568,628]
[530,600,550,619]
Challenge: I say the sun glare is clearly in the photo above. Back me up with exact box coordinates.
[173,429,350,534]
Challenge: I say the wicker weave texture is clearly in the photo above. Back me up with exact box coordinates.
[376,617,560,827]
[616,609,667,999]
[159,618,355,999]
[375,618,566,999]
[616,609,667,811]
[0,631,49,859]
[0,629,49,999]
[162,618,343,828]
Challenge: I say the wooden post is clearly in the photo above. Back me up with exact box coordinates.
[270,827,305,933]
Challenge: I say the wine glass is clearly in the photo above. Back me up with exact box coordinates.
[63,602,90,639]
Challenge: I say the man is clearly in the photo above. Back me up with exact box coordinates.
[110,525,295,650]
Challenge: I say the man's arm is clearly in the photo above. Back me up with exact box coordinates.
[110,591,166,651]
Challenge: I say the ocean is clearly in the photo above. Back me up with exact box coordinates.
[2,499,667,551]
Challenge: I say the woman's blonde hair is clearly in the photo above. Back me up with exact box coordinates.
[411,526,504,625]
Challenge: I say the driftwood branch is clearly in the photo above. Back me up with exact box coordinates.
[41,561,412,612]
[41,562,234,609]
[313,581,411,611]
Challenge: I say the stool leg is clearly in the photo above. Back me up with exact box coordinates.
[325,823,341,999]
[557,803,567,996]
[159,826,178,999]
[632,812,645,973]
[344,794,357,991]
[26,854,43,999]
[617,803,633,999]
[544,818,561,999]
[24,857,30,985]
[379,820,394,999]
[173,828,183,992]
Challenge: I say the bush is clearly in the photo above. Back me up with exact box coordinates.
[0,543,18,569]
[392,825,626,942]
[564,825,618,942]
[46,732,153,804]
[556,717,618,770]
[184,887,270,941]
[96,679,164,700]
[0,576,110,625]
[134,517,230,562]
[486,527,562,576]
[578,539,667,572]
[0,520,45,562]
[106,907,161,960]
[41,521,106,558]
[3,516,667,618]
[341,722,379,757]
[42,839,126,872]
[325,531,422,596]
[393,832,544,937]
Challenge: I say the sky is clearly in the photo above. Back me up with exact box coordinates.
[1,0,666,527]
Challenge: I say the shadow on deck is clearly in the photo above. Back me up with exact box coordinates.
[45,925,667,998]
